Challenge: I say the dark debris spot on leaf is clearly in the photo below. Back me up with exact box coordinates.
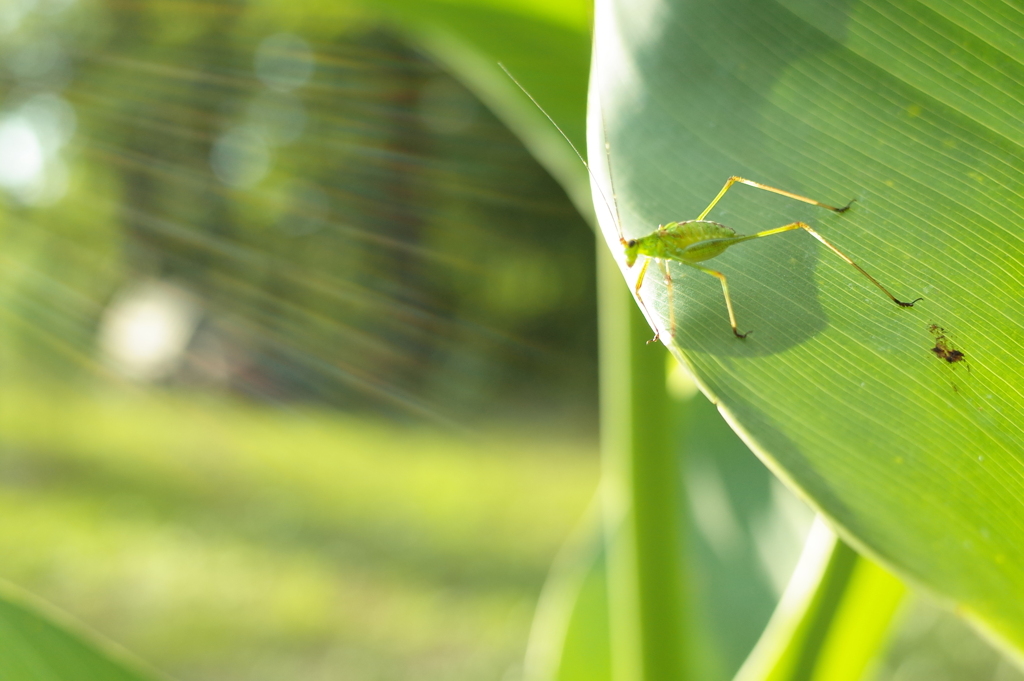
[928,324,969,370]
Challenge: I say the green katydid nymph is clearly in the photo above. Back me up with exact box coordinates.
[499,63,921,342]
[618,176,922,341]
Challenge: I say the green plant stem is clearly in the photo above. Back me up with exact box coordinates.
[598,247,687,681]
[734,520,906,681]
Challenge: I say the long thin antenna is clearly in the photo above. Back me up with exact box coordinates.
[497,62,624,245]
[598,89,626,243]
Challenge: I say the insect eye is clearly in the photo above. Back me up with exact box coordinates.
[627,239,636,247]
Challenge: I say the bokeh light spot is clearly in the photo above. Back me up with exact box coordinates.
[0,117,44,189]
[254,33,314,92]
[211,125,271,188]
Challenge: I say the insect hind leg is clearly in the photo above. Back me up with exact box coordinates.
[741,222,922,308]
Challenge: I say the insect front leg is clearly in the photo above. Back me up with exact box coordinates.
[658,259,676,340]
[632,257,662,343]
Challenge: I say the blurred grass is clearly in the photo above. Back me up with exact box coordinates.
[0,378,598,681]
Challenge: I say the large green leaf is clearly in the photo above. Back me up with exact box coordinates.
[0,582,159,681]
[592,0,1024,654]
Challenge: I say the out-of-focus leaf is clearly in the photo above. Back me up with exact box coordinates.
[735,521,904,681]
[682,383,813,678]
[592,0,1024,654]
[523,504,611,681]
[0,582,159,681]
[369,0,593,213]
[809,556,904,681]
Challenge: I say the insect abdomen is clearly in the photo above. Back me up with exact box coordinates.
[667,220,737,242]
[640,220,737,262]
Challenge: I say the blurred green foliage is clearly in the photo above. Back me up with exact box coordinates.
[0,1,600,679]
[0,0,596,422]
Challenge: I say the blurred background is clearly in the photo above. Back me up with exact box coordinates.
[0,1,1021,680]
[0,2,598,679]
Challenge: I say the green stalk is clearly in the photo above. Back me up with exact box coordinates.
[598,247,687,681]
[734,520,906,681]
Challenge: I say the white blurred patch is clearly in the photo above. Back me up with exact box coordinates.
[99,281,202,382]
[0,117,44,189]
[0,92,76,204]
[210,125,270,188]
[254,33,314,93]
